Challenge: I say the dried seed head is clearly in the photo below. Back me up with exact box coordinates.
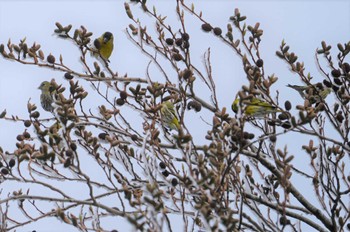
[175,38,183,46]
[131,134,138,141]
[334,78,342,85]
[116,98,125,106]
[9,159,15,168]
[162,170,169,177]
[120,91,127,100]
[213,27,222,36]
[172,53,183,61]
[159,162,166,169]
[23,131,30,139]
[278,113,289,121]
[183,69,192,80]
[70,143,77,151]
[47,54,55,64]
[98,133,107,140]
[1,168,9,175]
[331,69,341,78]
[64,72,74,80]
[343,63,350,73]
[270,135,277,142]
[65,149,73,157]
[284,100,292,111]
[201,23,212,32]
[24,120,32,127]
[256,59,264,67]
[323,80,332,88]
[165,38,174,45]
[16,135,24,141]
[94,39,101,49]
[171,178,178,186]
[336,113,344,123]
[181,32,190,41]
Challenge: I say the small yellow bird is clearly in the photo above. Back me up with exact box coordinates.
[38,81,54,112]
[160,101,181,131]
[232,97,280,117]
[93,32,114,61]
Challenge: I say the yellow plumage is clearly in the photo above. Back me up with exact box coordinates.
[160,101,180,131]
[94,31,114,61]
[232,97,280,117]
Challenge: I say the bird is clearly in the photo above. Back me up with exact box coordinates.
[160,101,181,131]
[287,84,331,104]
[38,81,54,112]
[232,97,280,117]
[93,32,114,61]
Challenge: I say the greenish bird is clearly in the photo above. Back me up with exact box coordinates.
[38,81,54,112]
[232,97,280,117]
[287,84,331,103]
[160,101,181,131]
[94,31,114,61]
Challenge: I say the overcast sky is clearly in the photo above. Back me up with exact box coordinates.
[0,0,349,231]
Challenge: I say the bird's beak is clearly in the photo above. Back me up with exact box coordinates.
[103,38,108,43]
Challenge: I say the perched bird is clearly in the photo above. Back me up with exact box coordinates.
[287,84,331,104]
[232,97,280,117]
[38,81,54,112]
[93,32,114,61]
[160,101,181,131]
[286,84,309,98]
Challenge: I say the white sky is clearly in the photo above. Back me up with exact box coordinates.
[0,0,349,231]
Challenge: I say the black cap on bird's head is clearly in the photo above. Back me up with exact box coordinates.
[103,32,113,43]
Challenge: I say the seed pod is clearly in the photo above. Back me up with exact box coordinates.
[165,38,174,45]
[64,72,74,80]
[182,41,190,49]
[343,63,350,73]
[172,53,183,61]
[183,69,192,80]
[65,149,73,157]
[162,170,169,177]
[181,33,190,41]
[98,133,107,140]
[23,131,30,139]
[201,23,212,32]
[270,135,277,142]
[94,39,101,49]
[70,143,77,151]
[331,69,341,78]
[256,59,264,67]
[171,178,178,186]
[334,78,342,85]
[9,159,15,168]
[281,122,292,129]
[336,113,344,123]
[159,162,166,169]
[120,91,127,100]
[284,100,292,111]
[24,120,32,127]
[47,54,56,64]
[131,134,138,141]
[278,113,289,121]
[1,168,9,175]
[323,80,332,88]
[116,98,125,106]
[175,38,183,46]
[213,27,222,36]
[64,158,71,168]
